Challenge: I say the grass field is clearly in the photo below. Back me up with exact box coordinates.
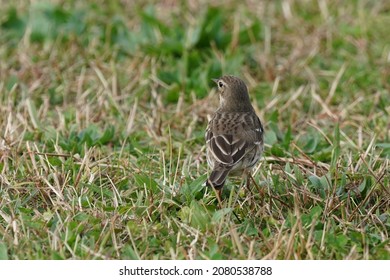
[0,0,389,260]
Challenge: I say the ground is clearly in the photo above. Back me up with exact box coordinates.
[0,0,389,259]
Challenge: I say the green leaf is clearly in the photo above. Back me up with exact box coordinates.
[99,125,115,145]
[331,122,340,169]
[282,125,292,150]
[26,98,41,129]
[207,243,223,260]
[335,234,349,249]
[195,7,230,50]
[309,175,326,189]
[270,144,285,156]
[376,143,390,158]
[265,130,277,146]
[178,206,191,223]
[188,174,207,196]
[310,205,323,218]
[133,173,160,192]
[268,122,283,140]
[0,243,8,260]
[301,206,322,226]
[185,24,202,49]
[1,7,26,42]
[293,164,304,184]
[48,156,63,167]
[51,252,64,260]
[122,245,139,260]
[212,208,233,223]
[190,200,210,230]
[303,135,319,154]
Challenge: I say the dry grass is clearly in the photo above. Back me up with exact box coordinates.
[0,0,389,259]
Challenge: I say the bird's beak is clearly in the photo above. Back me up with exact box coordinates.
[212,78,219,84]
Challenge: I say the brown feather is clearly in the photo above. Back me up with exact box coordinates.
[205,75,264,190]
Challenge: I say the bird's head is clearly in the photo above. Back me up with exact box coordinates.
[212,75,251,111]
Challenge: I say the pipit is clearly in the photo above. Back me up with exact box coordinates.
[205,75,264,196]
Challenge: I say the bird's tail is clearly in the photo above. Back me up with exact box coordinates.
[206,167,231,189]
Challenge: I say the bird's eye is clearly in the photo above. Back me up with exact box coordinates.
[218,82,224,88]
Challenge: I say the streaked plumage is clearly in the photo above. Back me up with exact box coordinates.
[205,75,264,190]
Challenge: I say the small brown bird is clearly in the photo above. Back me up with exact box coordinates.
[205,75,264,193]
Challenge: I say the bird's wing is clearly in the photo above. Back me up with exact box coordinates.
[205,112,263,167]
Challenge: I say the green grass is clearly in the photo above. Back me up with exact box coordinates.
[0,0,389,260]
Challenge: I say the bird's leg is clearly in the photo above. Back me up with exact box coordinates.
[244,171,254,197]
[249,173,262,193]
[232,210,242,223]
[249,172,266,207]
[245,172,251,189]
[215,188,223,208]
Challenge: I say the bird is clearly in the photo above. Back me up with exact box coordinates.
[205,75,264,196]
